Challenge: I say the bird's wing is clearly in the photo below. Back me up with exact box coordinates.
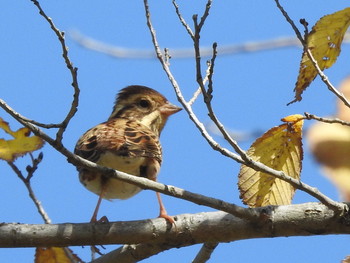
[74,118,162,164]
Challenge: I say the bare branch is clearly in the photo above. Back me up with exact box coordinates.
[192,242,219,263]
[197,0,213,31]
[6,115,62,129]
[91,242,218,263]
[26,152,43,181]
[274,0,305,44]
[0,203,349,255]
[207,43,217,97]
[7,155,51,224]
[188,87,203,106]
[172,0,194,39]
[90,244,168,263]
[192,15,206,95]
[164,48,171,66]
[304,112,350,126]
[188,62,212,106]
[30,0,80,142]
[191,6,251,163]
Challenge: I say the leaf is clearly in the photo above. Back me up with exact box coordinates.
[238,114,304,207]
[291,7,350,104]
[0,118,44,162]
[35,247,82,263]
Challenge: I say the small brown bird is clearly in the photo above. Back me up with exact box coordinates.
[74,85,181,223]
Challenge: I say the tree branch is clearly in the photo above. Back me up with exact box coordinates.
[305,112,350,127]
[7,154,51,224]
[0,203,349,254]
[172,0,194,40]
[192,242,218,263]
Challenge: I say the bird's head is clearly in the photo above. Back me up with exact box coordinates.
[109,85,182,134]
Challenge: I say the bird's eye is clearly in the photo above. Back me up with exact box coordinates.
[139,99,150,108]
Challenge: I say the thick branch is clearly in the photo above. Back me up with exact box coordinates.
[0,203,349,249]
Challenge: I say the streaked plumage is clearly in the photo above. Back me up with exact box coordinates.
[74,85,181,222]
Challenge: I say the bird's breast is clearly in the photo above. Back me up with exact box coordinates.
[98,151,146,174]
[80,151,146,200]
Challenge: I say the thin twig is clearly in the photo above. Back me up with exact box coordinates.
[188,62,211,106]
[192,12,250,163]
[5,114,62,129]
[188,87,202,106]
[172,0,194,40]
[304,49,350,107]
[274,0,305,43]
[143,0,346,213]
[197,0,213,31]
[164,48,171,66]
[192,242,219,263]
[26,152,43,181]
[207,43,216,99]
[274,0,350,108]
[192,15,206,96]
[7,156,51,224]
[300,18,309,37]
[304,112,350,126]
[30,0,80,142]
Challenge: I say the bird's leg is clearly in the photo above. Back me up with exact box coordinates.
[90,185,108,258]
[156,191,175,224]
[90,184,108,223]
[90,194,103,223]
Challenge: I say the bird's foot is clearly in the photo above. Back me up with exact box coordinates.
[159,211,175,225]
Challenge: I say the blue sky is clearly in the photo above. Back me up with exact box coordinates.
[1,1,350,262]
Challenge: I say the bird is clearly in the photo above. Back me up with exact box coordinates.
[74,85,181,223]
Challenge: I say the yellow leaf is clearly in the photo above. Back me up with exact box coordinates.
[35,247,82,263]
[0,118,44,162]
[291,7,350,104]
[238,114,304,207]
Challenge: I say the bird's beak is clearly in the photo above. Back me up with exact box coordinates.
[159,102,182,116]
